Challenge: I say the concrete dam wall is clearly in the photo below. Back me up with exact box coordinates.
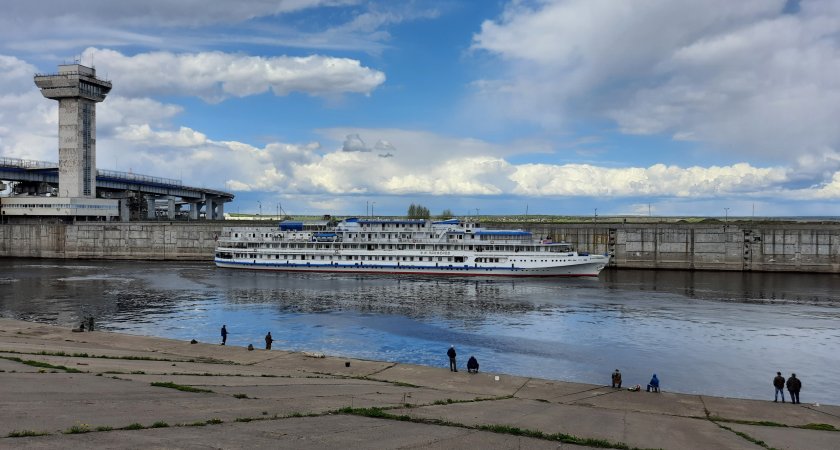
[520,222,840,273]
[2,221,840,272]
[0,222,223,260]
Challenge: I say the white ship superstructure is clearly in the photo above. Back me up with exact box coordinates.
[214,218,609,277]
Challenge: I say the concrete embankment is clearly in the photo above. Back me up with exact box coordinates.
[2,220,840,272]
[1,318,839,449]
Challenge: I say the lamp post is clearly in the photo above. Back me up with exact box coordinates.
[371,202,376,218]
[724,207,729,228]
[257,201,262,219]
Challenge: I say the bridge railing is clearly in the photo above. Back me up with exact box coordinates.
[97,169,182,187]
[0,156,57,169]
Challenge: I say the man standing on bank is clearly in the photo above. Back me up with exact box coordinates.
[265,332,273,350]
[611,369,622,389]
[786,373,802,404]
[221,325,228,345]
[773,371,786,403]
[447,345,457,372]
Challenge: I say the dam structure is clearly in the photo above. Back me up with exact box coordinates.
[2,219,840,273]
[0,63,232,222]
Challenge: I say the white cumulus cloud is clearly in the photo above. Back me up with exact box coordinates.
[80,48,385,101]
[471,0,840,169]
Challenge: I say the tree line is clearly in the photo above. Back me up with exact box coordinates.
[407,203,453,220]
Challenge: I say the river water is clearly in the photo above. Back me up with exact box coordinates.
[1,258,838,404]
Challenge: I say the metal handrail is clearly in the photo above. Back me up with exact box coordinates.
[0,156,57,169]
[97,169,181,187]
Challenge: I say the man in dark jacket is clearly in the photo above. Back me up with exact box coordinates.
[786,373,802,404]
[611,369,622,388]
[265,332,273,350]
[467,356,479,374]
[773,372,785,403]
[221,325,228,345]
[447,345,457,372]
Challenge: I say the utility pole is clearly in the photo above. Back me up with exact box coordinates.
[724,207,729,228]
[257,201,262,218]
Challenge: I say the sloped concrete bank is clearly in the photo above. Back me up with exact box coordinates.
[2,221,840,272]
[1,318,839,449]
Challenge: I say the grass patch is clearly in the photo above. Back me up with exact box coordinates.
[7,430,50,438]
[391,381,421,388]
[130,370,146,374]
[150,421,169,428]
[64,424,91,434]
[234,417,254,423]
[336,407,640,449]
[233,393,250,399]
[0,356,83,373]
[206,418,224,425]
[95,426,113,432]
[150,381,213,393]
[14,350,178,362]
[713,422,774,449]
[711,417,787,428]
[800,423,838,431]
[186,421,207,427]
[122,423,145,430]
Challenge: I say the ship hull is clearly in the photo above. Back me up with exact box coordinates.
[214,258,608,277]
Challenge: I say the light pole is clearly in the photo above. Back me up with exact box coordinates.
[594,208,598,225]
[724,207,729,227]
[257,201,262,219]
[276,203,279,219]
[371,202,376,218]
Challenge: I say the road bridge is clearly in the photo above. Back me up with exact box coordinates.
[0,156,233,220]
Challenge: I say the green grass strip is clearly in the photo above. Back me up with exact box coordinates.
[0,356,83,373]
[336,407,649,450]
[7,429,50,438]
[800,423,837,431]
[150,381,214,393]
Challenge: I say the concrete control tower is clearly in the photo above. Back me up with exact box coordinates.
[35,64,112,198]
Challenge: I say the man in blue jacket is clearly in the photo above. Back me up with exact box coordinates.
[647,374,660,392]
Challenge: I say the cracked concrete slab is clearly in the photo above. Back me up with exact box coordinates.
[3,415,572,450]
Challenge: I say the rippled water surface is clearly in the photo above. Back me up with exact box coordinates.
[2,258,839,404]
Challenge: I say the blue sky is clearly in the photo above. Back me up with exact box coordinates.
[2,0,840,217]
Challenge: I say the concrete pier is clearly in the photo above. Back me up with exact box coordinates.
[0,318,837,448]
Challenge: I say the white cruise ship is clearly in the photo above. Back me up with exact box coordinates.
[214,218,609,277]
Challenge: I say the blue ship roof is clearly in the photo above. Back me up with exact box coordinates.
[279,221,304,231]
